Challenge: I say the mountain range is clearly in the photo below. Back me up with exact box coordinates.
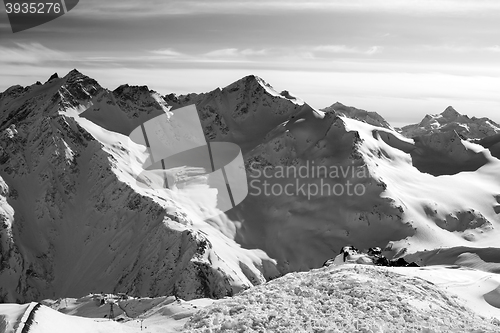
[1,70,500,330]
[401,106,500,139]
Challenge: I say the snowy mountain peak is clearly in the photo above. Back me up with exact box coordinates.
[251,75,277,93]
[224,75,304,106]
[18,70,171,135]
[240,74,270,89]
[162,75,315,153]
[58,70,103,111]
[66,68,83,76]
[62,68,97,85]
[46,72,59,83]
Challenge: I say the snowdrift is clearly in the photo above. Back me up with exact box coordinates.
[183,265,500,332]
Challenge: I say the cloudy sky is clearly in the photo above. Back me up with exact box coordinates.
[1,0,499,126]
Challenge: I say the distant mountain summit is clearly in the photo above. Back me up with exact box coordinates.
[401,106,500,139]
[321,102,392,129]
[440,105,461,119]
[164,74,314,153]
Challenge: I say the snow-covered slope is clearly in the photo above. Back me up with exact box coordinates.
[39,294,216,332]
[0,70,278,303]
[337,118,500,256]
[473,133,500,160]
[183,265,500,332]
[192,88,499,273]
[0,302,138,333]
[401,106,500,139]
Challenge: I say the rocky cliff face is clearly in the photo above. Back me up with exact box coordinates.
[0,70,276,303]
[79,83,168,135]
[409,130,489,176]
[164,75,314,153]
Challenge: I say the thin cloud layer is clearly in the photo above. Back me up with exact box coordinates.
[313,45,383,55]
[486,46,500,53]
[149,48,186,57]
[1,0,499,125]
[74,0,500,17]
[0,43,70,64]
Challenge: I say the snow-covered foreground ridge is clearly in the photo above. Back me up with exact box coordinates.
[1,69,500,307]
[2,264,500,332]
[183,265,500,332]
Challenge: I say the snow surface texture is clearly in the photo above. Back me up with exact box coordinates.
[183,265,500,332]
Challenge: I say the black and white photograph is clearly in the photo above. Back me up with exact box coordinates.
[1,0,500,332]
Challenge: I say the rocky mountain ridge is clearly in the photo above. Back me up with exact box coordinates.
[321,101,393,130]
[0,70,278,303]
